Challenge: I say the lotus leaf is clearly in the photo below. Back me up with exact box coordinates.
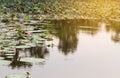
[20,57,45,63]
[28,30,43,33]
[5,54,15,56]
[0,60,11,66]
[15,45,31,49]
[6,74,27,78]
[6,56,14,59]
[26,43,36,47]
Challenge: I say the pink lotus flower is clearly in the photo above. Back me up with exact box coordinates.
[27,32,32,37]
[14,48,16,53]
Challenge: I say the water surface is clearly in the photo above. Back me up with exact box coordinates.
[1,19,120,78]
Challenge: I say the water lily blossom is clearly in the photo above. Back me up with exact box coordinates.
[14,48,16,53]
[27,32,32,37]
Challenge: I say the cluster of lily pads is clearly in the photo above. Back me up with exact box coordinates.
[0,13,53,66]
[0,13,53,78]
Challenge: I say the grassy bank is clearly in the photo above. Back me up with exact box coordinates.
[0,0,120,20]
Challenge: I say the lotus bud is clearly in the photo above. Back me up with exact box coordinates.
[27,32,32,37]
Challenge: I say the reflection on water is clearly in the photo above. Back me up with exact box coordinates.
[51,19,100,55]
[51,20,79,55]
[79,19,100,36]
[107,21,120,43]
[1,19,120,78]
[49,19,120,56]
[7,46,49,69]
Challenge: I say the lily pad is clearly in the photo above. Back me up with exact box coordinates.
[37,38,46,41]
[5,54,15,56]
[20,57,45,63]
[6,74,27,78]
[0,60,11,66]
[21,40,29,43]
[15,45,31,49]
[6,56,14,59]
[36,41,44,44]
[28,30,44,33]
[46,37,53,41]
[26,43,36,47]
[5,51,14,54]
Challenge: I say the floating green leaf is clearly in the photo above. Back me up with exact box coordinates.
[5,54,15,56]
[26,43,36,47]
[46,37,53,41]
[15,45,31,49]
[6,56,14,59]
[5,51,14,54]
[6,74,27,78]
[20,57,45,63]
[28,30,44,33]
[0,60,11,66]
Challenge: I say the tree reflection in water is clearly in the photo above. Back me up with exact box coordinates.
[79,19,100,36]
[52,20,79,55]
[1,19,120,69]
[51,19,100,55]
[108,20,120,43]
[9,46,49,69]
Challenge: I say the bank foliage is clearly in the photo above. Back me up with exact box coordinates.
[0,0,120,20]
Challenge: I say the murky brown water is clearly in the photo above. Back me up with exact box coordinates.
[1,19,120,78]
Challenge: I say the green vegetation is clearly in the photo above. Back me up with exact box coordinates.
[0,0,120,77]
[0,0,120,20]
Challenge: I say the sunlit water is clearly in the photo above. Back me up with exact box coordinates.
[1,19,120,78]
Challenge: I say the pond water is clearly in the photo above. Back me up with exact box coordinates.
[1,19,120,78]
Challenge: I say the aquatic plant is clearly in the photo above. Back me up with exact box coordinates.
[0,0,120,20]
